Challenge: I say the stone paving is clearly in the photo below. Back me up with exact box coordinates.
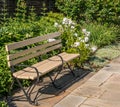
[54,56,120,107]
[9,56,120,107]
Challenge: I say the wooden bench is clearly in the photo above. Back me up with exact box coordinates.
[5,32,80,105]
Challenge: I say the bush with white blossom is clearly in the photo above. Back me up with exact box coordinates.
[54,17,98,65]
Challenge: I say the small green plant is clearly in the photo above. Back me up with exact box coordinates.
[0,101,8,107]
[0,0,8,25]
[28,6,37,22]
[41,2,47,16]
[15,0,27,22]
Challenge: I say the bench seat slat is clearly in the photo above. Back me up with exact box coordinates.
[13,52,80,80]
[12,52,67,77]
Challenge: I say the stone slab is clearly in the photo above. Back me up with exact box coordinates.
[88,70,113,86]
[54,95,87,107]
[101,73,120,91]
[72,86,104,98]
[103,63,120,73]
[83,98,120,107]
[100,90,120,102]
[79,104,95,107]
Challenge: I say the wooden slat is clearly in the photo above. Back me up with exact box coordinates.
[8,40,61,61]
[8,44,62,67]
[13,53,67,80]
[60,53,80,62]
[6,32,61,51]
[13,52,80,80]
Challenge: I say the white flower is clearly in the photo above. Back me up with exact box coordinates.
[62,17,69,25]
[72,22,75,26]
[74,33,78,37]
[54,22,59,27]
[85,44,89,47]
[91,46,97,52]
[58,25,62,28]
[81,39,85,42]
[62,18,75,26]
[68,19,73,25]
[26,33,31,38]
[84,37,89,42]
[74,42,80,47]
[78,37,82,40]
[48,38,56,42]
[63,17,68,22]
[86,31,90,37]
[71,26,75,29]
[82,29,87,33]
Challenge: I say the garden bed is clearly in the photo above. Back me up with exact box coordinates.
[89,43,120,71]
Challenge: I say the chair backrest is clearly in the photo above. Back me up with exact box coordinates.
[5,32,62,67]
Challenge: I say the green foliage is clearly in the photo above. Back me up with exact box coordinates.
[85,0,120,24]
[82,22,117,47]
[0,101,8,107]
[54,17,91,65]
[41,2,47,16]
[55,0,120,25]
[0,47,12,95]
[55,0,87,21]
[28,6,37,22]
[15,0,27,22]
[0,0,8,25]
[37,12,64,34]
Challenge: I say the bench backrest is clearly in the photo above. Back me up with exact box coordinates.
[5,32,62,67]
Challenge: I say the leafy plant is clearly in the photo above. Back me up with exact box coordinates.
[0,0,8,25]
[0,101,8,107]
[54,17,92,65]
[55,0,87,21]
[85,0,120,24]
[15,0,27,22]
[82,22,117,47]
[55,0,120,25]
[0,47,12,96]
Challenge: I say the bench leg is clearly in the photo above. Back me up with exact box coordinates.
[12,78,39,106]
[47,65,64,89]
[47,63,76,89]
[48,74,62,89]
[66,62,76,77]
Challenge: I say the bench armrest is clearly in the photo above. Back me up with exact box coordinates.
[56,55,64,62]
[15,64,40,81]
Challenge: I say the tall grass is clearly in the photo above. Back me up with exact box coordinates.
[82,22,117,47]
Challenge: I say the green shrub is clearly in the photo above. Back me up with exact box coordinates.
[55,0,87,21]
[85,0,120,24]
[0,47,12,96]
[54,17,92,65]
[55,0,120,25]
